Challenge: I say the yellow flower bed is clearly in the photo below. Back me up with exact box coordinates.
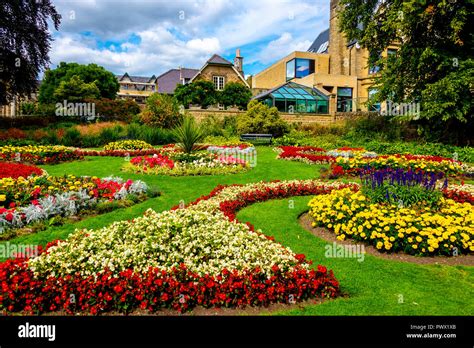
[335,153,463,176]
[103,140,153,151]
[308,188,474,256]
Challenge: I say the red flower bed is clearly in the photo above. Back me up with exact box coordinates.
[442,188,474,204]
[0,162,43,179]
[76,149,163,157]
[0,257,338,315]
[277,146,333,164]
[130,154,174,170]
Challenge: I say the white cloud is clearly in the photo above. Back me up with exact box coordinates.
[250,32,313,64]
[48,0,330,76]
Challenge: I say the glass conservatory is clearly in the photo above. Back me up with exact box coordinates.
[254,82,329,114]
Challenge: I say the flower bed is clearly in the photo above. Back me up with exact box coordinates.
[0,175,149,235]
[0,162,45,179]
[275,146,467,176]
[0,179,347,314]
[307,170,473,257]
[0,145,83,164]
[103,140,153,151]
[125,151,250,176]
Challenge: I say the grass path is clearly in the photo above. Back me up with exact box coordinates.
[2,146,473,315]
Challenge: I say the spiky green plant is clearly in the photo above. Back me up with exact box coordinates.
[172,115,204,154]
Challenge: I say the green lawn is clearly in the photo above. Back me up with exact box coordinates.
[2,146,473,315]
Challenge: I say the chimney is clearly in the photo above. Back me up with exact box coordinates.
[234,48,244,76]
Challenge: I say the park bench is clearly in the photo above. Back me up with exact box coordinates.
[240,133,273,144]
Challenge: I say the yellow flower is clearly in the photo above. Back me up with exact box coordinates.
[0,194,6,201]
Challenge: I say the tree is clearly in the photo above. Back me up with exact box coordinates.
[53,75,100,102]
[140,93,182,129]
[39,62,120,103]
[237,100,290,137]
[173,84,193,108]
[338,0,473,144]
[173,80,217,109]
[0,0,61,104]
[219,82,252,110]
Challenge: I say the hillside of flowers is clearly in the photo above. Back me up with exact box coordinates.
[275,146,472,177]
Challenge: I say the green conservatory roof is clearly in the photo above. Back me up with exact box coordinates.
[253,82,329,101]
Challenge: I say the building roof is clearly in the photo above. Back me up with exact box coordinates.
[253,81,329,101]
[308,28,329,53]
[116,73,157,83]
[190,53,249,88]
[206,54,233,65]
[156,68,199,94]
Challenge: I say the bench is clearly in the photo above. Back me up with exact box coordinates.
[240,133,273,144]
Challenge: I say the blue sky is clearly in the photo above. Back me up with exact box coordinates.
[49,0,330,77]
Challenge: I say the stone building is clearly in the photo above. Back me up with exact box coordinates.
[252,0,398,115]
[190,51,249,90]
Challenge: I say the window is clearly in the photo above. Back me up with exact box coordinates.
[295,59,315,78]
[286,59,315,80]
[254,82,329,114]
[369,51,381,74]
[337,87,353,112]
[213,76,225,90]
[368,88,381,112]
[286,60,295,81]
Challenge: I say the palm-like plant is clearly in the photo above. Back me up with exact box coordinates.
[172,115,204,154]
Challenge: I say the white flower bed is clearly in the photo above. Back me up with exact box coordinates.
[28,209,300,278]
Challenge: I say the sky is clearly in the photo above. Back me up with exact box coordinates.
[48,0,330,78]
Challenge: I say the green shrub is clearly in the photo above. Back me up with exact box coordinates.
[219,82,252,110]
[200,115,225,137]
[99,126,121,144]
[140,93,182,128]
[62,128,82,146]
[81,134,102,148]
[237,100,290,137]
[87,98,141,122]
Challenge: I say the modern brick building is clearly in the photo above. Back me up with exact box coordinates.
[252,0,398,115]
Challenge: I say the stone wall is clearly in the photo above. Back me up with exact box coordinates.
[187,109,342,125]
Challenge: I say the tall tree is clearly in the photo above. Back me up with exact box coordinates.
[39,62,120,103]
[338,0,473,143]
[0,0,61,104]
[54,75,100,102]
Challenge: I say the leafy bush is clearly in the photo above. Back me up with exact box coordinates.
[237,100,290,137]
[20,102,37,115]
[174,80,217,109]
[99,126,122,144]
[173,116,204,153]
[140,93,182,128]
[61,128,82,147]
[125,123,173,145]
[219,82,252,110]
[200,115,225,137]
[87,98,141,122]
